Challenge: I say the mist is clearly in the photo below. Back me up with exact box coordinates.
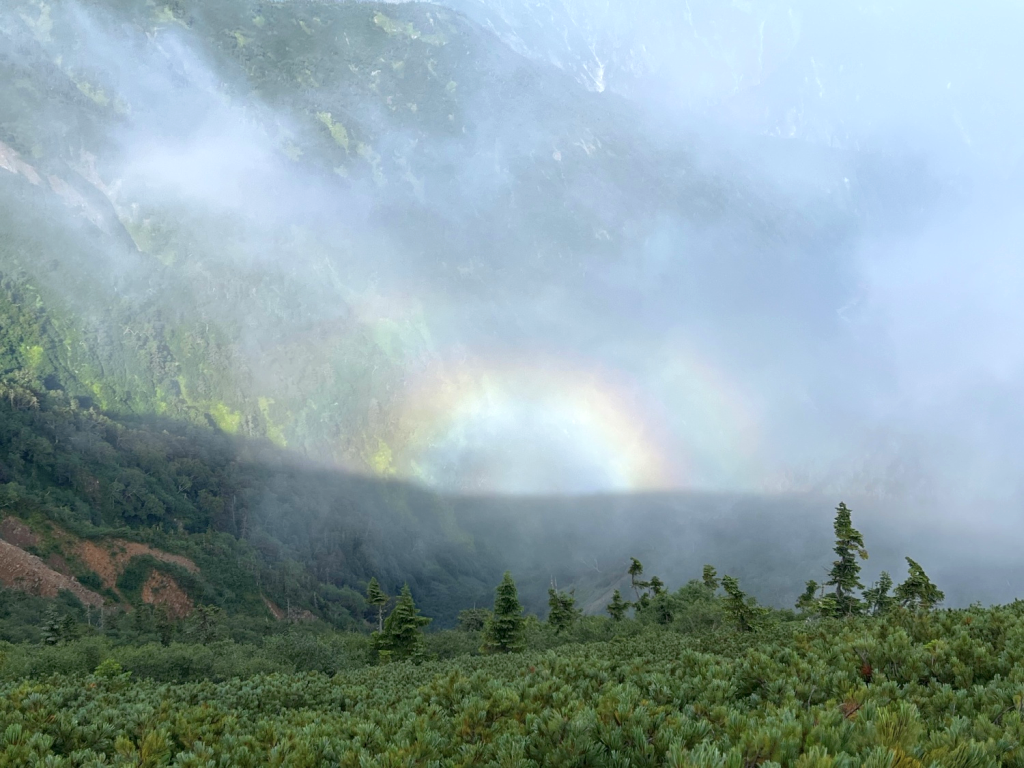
[2,0,1024,607]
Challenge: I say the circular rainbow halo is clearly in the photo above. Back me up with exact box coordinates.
[395,358,681,495]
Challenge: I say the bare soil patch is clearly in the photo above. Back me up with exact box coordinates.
[75,539,198,592]
[141,572,193,618]
[0,516,39,548]
[0,539,104,608]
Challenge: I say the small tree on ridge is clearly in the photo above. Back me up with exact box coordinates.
[481,572,526,653]
[895,558,944,610]
[606,589,629,621]
[374,584,430,662]
[366,577,390,632]
[826,502,868,616]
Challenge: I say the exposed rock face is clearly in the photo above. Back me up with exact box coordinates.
[263,596,316,622]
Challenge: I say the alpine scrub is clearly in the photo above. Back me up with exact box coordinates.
[0,504,1020,766]
[4,605,1024,765]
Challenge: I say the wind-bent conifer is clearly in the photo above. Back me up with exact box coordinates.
[628,558,647,600]
[826,502,868,616]
[702,565,720,592]
[895,558,945,609]
[365,577,390,632]
[864,571,896,615]
[796,580,821,614]
[647,575,665,596]
[721,575,763,632]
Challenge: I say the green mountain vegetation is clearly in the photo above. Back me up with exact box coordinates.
[9,606,1024,766]
[0,383,504,629]
[1,0,1020,763]
[3,521,1023,765]
[0,0,889,628]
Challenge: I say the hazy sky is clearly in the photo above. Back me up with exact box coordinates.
[406,0,1024,514]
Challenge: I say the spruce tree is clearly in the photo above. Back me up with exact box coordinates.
[547,587,581,633]
[702,565,720,592]
[635,592,652,612]
[366,577,390,632]
[894,558,944,610]
[606,589,629,621]
[185,605,223,644]
[863,571,896,615]
[374,584,430,662]
[825,502,868,616]
[41,606,62,646]
[481,571,526,653]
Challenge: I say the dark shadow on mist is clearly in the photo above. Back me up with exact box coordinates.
[107,413,1024,625]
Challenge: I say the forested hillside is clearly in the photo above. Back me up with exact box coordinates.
[0,383,507,628]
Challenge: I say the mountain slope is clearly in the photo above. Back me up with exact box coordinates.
[0,0,880,487]
[0,0,954,627]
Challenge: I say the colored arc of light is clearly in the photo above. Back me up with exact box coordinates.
[392,358,685,494]
[250,290,762,492]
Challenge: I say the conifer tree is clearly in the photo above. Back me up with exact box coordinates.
[651,591,675,625]
[894,558,945,610]
[647,575,665,596]
[721,575,763,632]
[864,571,896,615]
[547,587,582,633]
[59,613,80,643]
[366,577,390,632]
[374,584,430,662]
[606,589,629,621]
[795,580,820,614]
[826,502,868,616]
[628,558,648,600]
[155,606,174,646]
[481,571,526,653]
[41,606,62,646]
[702,565,720,592]
[185,605,224,644]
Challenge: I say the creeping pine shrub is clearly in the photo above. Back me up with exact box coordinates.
[2,606,1024,765]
